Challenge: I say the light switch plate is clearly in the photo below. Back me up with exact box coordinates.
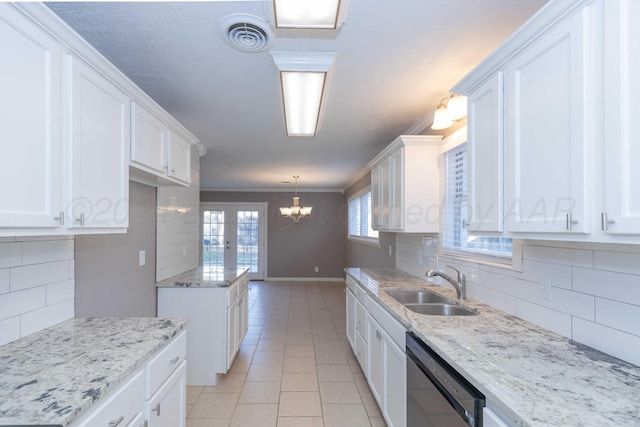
[139,250,146,267]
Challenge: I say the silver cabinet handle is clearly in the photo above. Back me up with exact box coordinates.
[54,211,64,225]
[75,213,85,226]
[152,402,161,416]
[601,212,616,231]
[566,213,578,230]
[171,167,176,175]
[170,356,180,364]
[108,415,124,426]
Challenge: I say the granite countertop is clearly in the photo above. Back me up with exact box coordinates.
[156,267,249,288]
[0,317,188,427]
[345,267,640,427]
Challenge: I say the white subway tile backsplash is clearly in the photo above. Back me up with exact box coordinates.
[515,299,572,338]
[396,235,640,366]
[22,240,74,265]
[46,280,75,305]
[595,298,640,337]
[523,244,593,268]
[0,242,22,268]
[573,268,640,306]
[0,269,9,295]
[0,287,46,321]
[572,318,640,367]
[10,261,69,292]
[20,299,74,337]
[594,250,640,275]
[0,316,20,346]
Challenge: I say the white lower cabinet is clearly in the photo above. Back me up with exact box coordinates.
[346,277,407,427]
[145,361,187,427]
[484,407,511,427]
[71,331,187,427]
[157,272,249,386]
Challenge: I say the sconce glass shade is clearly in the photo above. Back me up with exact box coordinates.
[447,94,468,121]
[431,100,453,130]
[274,0,342,29]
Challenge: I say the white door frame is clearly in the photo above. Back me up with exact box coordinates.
[200,202,268,280]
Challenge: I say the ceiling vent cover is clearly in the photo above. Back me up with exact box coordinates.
[221,14,273,53]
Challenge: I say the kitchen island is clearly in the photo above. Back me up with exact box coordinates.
[346,267,640,427]
[0,317,188,426]
[157,268,249,385]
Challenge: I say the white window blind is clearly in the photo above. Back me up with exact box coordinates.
[348,189,378,240]
[443,143,512,257]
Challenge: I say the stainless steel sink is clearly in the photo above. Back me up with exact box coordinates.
[384,290,450,304]
[404,303,477,316]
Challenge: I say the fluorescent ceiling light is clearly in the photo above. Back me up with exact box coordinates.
[273,0,346,29]
[271,51,336,137]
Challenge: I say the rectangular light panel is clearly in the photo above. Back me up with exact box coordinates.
[280,71,327,136]
[274,0,341,29]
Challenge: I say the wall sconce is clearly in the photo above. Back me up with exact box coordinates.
[431,93,467,130]
[271,51,337,137]
[272,0,351,29]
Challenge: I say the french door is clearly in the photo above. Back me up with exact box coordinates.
[200,203,267,280]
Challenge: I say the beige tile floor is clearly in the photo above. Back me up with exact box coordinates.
[186,281,388,427]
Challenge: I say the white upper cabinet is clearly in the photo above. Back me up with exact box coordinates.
[369,135,442,233]
[130,103,192,186]
[66,55,130,230]
[602,0,640,235]
[131,103,169,176]
[0,7,62,230]
[504,6,593,234]
[467,72,504,233]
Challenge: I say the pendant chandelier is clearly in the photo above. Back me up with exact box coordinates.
[280,176,312,223]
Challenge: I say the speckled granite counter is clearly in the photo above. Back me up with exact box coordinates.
[156,267,248,288]
[0,317,188,426]
[345,267,640,427]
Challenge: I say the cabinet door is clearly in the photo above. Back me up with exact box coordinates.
[147,361,187,427]
[366,314,384,406]
[238,287,249,345]
[383,337,406,427]
[131,102,168,176]
[346,288,355,349]
[168,131,191,184]
[226,299,239,370]
[0,6,62,229]
[379,158,391,230]
[66,55,130,229]
[390,148,403,230]
[603,0,640,235]
[468,72,504,233]
[505,8,592,234]
[370,165,381,229]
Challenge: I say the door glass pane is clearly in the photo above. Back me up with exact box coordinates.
[237,210,259,273]
[203,210,224,273]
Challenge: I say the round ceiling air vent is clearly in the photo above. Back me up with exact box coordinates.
[221,14,273,53]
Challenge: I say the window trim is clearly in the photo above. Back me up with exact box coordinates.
[347,185,379,246]
[439,128,515,270]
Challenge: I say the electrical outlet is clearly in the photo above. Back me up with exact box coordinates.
[388,245,393,256]
[537,276,552,300]
[182,245,188,257]
[314,266,319,273]
[138,250,146,267]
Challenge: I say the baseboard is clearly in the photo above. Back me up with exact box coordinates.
[264,277,345,282]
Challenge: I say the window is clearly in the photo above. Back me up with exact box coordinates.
[348,187,379,244]
[442,143,512,259]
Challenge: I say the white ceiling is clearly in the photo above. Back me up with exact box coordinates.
[47,0,547,191]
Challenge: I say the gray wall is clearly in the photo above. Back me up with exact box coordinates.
[343,172,396,269]
[201,191,345,278]
[75,181,157,316]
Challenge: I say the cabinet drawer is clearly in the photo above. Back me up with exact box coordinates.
[346,275,357,293]
[368,297,407,350]
[145,331,186,398]
[226,282,239,307]
[355,284,368,306]
[74,371,143,427]
[355,298,368,343]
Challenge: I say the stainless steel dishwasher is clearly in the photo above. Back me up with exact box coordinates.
[407,332,485,427]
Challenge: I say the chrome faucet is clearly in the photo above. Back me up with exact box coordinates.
[425,266,466,301]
